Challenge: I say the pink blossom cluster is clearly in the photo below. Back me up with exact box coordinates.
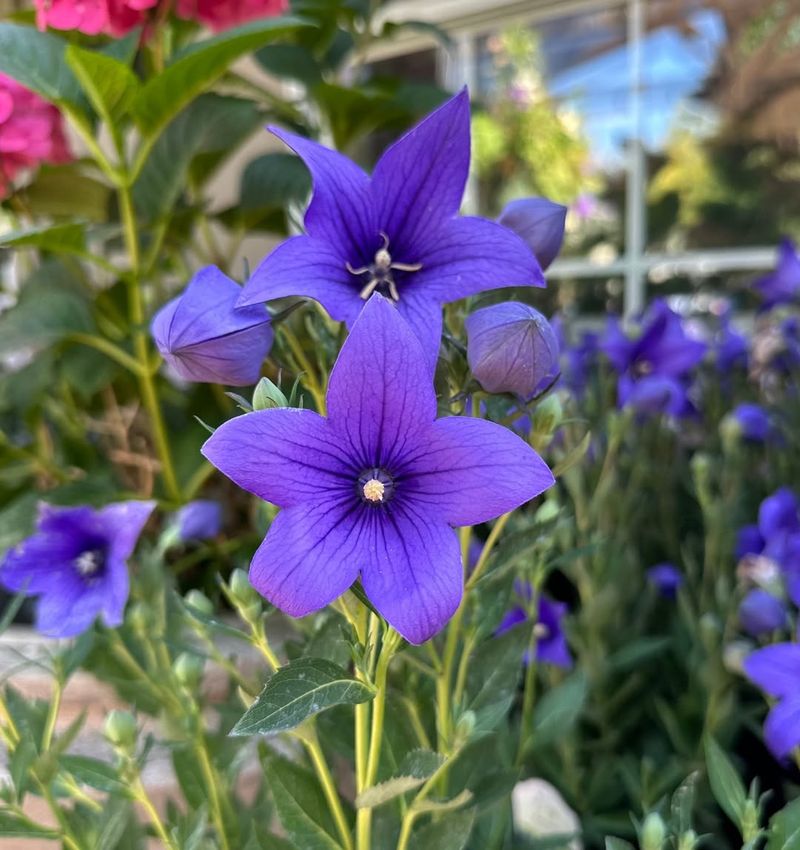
[0,74,71,199]
[35,0,287,36]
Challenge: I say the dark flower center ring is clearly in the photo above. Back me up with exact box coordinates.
[357,467,395,505]
[346,232,422,303]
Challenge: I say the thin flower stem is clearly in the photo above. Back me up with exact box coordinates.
[65,332,145,376]
[132,774,180,850]
[516,634,539,767]
[194,734,231,850]
[250,621,281,671]
[303,728,354,850]
[118,183,181,503]
[37,781,82,850]
[40,676,63,753]
[395,755,454,850]
[465,512,512,591]
[280,325,327,413]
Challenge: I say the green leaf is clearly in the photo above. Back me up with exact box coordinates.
[60,755,128,794]
[0,223,86,254]
[231,657,375,737]
[0,262,92,357]
[704,735,747,832]
[605,838,636,850]
[21,164,111,222]
[0,23,83,107]
[240,153,311,211]
[130,16,308,140]
[265,754,343,850]
[66,44,140,124]
[255,43,322,87]
[466,624,528,734]
[408,808,475,850]
[766,799,800,850]
[532,673,587,747]
[0,811,58,839]
[133,94,262,221]
[94,797,134,850]
[356,750,445,809]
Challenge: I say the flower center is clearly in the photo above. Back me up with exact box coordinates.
[533,622,550,640]
[74,548,104,580]
[357,467,395,505]
[346,232,422,303]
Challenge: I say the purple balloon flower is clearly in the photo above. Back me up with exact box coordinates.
[496,594,572,668]
[202,295,554,644]
[174,500,222,542]
[743,643,800,759]
[731,403,771,442]
[754,238,800,310]
[497,197,567,271]
[0,501,155,638]
[465,302,559,400]
[646,563,684,598]
[739,589,787,636]
[237,90,544,371]
[714,314,748,372]
[151,266,273,386]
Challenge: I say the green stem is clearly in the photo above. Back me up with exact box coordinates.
[303,728,353,850]
[40,677,63,753]
[65,332,144,375]
[194,734,232,850]
[118,184,181,502]
[132,774,179,850]
[395,755,454,850]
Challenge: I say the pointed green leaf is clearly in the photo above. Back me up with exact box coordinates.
[0,811,58,839]
[60,755,128,794]
[408,808,475,850]
[129,16,308,140]
[0,223,86,254]
[66,44,140,124]
[231,657,375,737]
[356,750,445,809]
[532,673,588,747]
[704,735,747,831]
[766,799,800,850]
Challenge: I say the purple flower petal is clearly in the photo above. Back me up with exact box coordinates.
[496,606,527,635]
[174,500,222,542]
[758,488,800,539]
[498,197,567,270]
[202,409,353,508]
[248,499,361,617]
[370,89,470,252]
[764,694,800,760]
[98,501,156,563]
[269,127,375,257]
[1,535,79,594]
[326,294,437,468]
[395,292,444,374]
[237,235,362,323]
[403,416,554,526]
[739,589,787,636]
[35,572,93,637]
[743,643,800,698]
[411,216,544,302]
[360,502,462,644]
[755,237,800,309]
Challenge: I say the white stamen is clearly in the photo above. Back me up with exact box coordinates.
[75,550,101,577]
[362,479,385,503]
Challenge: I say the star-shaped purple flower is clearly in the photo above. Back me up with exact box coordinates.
[744,643,800,759]
[496,589,572,668]
[754,238,800,310]
[237,89,544,370]
[202,295,554,643]
[0,501,155,638]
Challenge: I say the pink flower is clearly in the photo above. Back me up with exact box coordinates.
[35,0,158,36]
[176,0,287,31]
[0,74,71,199]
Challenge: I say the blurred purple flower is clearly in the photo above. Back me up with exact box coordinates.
[743,643,800,759]
[202,295,554,644]
[739,589,787,636]
[736,524,765,559]
[465,302,559,400]
[497,197,567,270]
[618,374,691,417]
[496,593,572,668]
[714,313,748,372]
[754,238,800,310]
[174,500,222,542]
[554,320,600,394]
[646,563,683,598]
[731,403,771,442]
[238,90,544,371]
[0,501,154,638]
[151,266,273,386]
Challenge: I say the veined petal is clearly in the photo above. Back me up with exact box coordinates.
[402,416,554,526]
[0,534,78,594]
[35,574,97,638]
[360,502,462,644]
[764,695,800,760]
[202,408,354,508]
[370,89,470,251]
[396,292,444,374]
[410,216,544,302]
[326,295,437,469]
[238,235,362,324]
[249,499,362,616]
[270,127,375,257]
[743,643,800,698]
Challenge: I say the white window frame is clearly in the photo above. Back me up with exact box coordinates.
[376,0,780,314]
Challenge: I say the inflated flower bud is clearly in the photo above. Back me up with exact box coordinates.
[466,302,559,400]
[104,709,137,750]
[678,830,699,850]
[151,266,273,387]
[498,197,567,270]
[641,813,666,850]
[173,652,205,689]
[185,589,214,617]
[739,589,787,636]
[229,568,263,621]
[174,500,223,543]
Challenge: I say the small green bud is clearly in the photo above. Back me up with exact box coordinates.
[454,710,476,746]
[104,709,137,749]
[719,413,741,450]
[253,377,289,410]
[678,829,698,850]
[641,813,666,850]
[173,652,205,689]
[184,589,214,617]
[742,799,760,842]
[534,498,560,524]
[229,568,258,604]
[531,393,563,439]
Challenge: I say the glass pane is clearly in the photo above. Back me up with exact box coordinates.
[471,4,629,260]
[644,0,800,250]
